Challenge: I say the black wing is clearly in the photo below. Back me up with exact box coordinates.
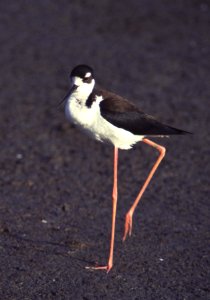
[99,91,190,135]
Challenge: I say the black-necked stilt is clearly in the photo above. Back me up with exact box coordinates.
[62,64,190,273]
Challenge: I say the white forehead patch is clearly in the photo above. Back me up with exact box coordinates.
[84,72,91,78]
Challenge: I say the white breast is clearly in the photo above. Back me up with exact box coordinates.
[65,94,144,150]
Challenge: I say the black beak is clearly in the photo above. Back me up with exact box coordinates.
[57,84,78,107]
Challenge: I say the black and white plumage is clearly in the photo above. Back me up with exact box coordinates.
[63,64,190,273]
[64,65,188,149]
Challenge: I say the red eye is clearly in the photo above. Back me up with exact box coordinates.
[83,77,92,83]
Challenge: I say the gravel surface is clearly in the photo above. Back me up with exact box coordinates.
[0,1,209,299]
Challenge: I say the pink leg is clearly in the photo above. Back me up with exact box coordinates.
[123,139,166,241]
[86,147,118,273]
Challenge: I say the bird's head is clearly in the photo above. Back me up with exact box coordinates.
[70,65,95,93]
[59,65,95,107]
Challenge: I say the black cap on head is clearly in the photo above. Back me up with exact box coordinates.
[70,65,94,79]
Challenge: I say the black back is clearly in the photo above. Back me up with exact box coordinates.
[98,90,190,135]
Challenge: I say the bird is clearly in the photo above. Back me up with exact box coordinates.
[62,64,190,273]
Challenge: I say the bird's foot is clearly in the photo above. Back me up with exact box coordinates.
[86,263,112,273]
[123,212,133,241]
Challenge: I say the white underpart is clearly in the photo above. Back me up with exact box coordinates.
[65,78,144,150]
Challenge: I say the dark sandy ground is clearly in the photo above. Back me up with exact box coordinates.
[0,1,209,299]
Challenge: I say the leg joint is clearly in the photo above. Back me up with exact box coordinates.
[112,192,117,202]
[157,145,166,157]
[143,138,166,157]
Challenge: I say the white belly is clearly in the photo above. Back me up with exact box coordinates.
[65,96,144,150]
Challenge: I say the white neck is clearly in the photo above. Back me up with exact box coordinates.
[72,78,95,103]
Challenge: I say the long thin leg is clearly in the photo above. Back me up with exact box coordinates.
[123,138,166,241]
[86,147,118,273]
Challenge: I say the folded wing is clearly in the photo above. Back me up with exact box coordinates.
[99,93,190,136]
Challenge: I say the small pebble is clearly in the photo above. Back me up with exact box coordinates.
[16,153,23,160]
